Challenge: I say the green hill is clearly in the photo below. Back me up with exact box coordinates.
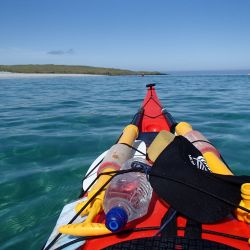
[0,64,165,76]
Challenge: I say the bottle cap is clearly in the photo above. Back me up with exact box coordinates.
[105,207,128,232]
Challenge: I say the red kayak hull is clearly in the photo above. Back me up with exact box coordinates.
[140,85,170,132]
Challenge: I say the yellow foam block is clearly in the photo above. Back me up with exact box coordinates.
[175,122,193,136]
[147,130,175,162]
[118,124,139,146]
[203,152,233,175]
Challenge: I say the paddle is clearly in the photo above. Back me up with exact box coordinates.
[148,135,250,224]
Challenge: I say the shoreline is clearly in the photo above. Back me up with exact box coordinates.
[0,65,164,76]
[0,72,103,78]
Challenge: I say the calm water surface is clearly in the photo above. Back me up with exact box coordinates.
[0,75,250,249]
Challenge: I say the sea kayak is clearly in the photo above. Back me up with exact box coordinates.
[44,84,250,250]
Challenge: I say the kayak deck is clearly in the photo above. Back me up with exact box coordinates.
[44,84,250,250]
[140,85,170,133]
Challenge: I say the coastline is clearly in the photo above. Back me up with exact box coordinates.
[0,72,103,78]
[0,65,164,76]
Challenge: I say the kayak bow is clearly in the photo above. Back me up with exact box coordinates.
[44,84,250,250]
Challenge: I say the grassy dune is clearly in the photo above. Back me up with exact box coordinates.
[0,64,164,76]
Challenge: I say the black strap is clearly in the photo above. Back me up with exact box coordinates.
[160,208,202,239]
[185,219,202,239]
[160,207,177,238]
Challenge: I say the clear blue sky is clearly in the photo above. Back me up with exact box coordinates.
[1,0,250,71]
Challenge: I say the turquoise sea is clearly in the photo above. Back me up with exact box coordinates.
[0,74,250,249]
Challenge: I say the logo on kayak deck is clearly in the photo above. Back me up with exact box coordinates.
[188,155,211,172]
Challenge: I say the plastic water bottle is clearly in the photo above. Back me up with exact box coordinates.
[175,122,233,175]
[97,144,134,174]
[175,122,220,157]
[103,158,153,232]
[97,124,139,174]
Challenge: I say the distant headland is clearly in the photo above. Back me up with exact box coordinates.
[0,64,166,76]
